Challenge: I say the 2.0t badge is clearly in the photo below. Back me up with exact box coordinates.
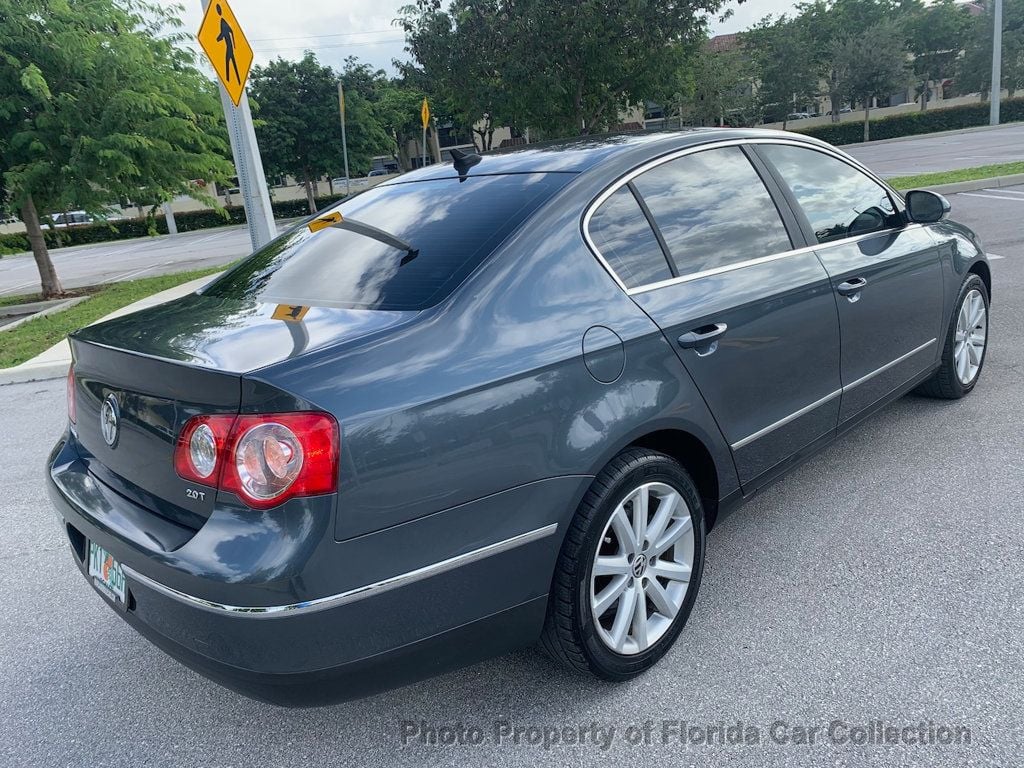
[100,394,120,448]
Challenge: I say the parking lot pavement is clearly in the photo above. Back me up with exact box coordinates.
[845,123,1024,178]
[0,223,283,297]
[1,192,1021,768]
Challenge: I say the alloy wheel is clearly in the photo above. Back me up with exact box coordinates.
[954,288,987,385]
[589,482,694,655]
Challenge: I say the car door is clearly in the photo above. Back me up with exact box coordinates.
[755,143,946,424]
[587,144,842,488]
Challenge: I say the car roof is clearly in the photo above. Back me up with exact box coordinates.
[380,128,831,184]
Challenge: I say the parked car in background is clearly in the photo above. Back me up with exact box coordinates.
[367,169,388,177]
[48,129,991,706]
[42,211,94,229]
[787,112,812,120]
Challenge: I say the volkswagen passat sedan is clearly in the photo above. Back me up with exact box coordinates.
[48,130,991,705]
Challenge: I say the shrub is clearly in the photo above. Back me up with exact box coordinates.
[793,97,1024,145]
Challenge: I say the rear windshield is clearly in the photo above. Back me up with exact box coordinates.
[203,173,572,311]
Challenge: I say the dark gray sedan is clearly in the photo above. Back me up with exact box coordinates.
[47,130,991,705]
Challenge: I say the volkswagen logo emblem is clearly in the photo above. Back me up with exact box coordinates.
[100,394,120,448]
[631,553,647,579]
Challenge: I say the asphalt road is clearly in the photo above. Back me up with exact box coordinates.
[0,223,285,297]
[1,190,1022,768]
[845,123,1024,178]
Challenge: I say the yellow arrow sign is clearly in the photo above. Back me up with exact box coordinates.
[421,98,431,130]
[197,0,254,106]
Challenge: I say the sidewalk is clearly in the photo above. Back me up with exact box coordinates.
[0,273,219,385]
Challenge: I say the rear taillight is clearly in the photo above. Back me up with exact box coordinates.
[67,368,77,424]
[173,412,339,509]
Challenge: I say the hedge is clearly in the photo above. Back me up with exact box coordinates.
[792,97,1024,145]
[0,193,347,254]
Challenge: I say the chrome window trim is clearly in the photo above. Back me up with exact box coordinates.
[729,338,937,450]
[581,136,912,296]
[121,523,558,619]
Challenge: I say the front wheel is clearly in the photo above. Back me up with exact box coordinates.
[540,448,706,680]
[917,274,989,399]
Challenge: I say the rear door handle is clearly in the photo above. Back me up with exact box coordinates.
[836,277,868,296]
[678,322,728,350]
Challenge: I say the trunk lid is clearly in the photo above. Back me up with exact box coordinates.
[70,293,416,525]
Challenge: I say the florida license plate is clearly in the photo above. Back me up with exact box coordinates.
[88,541,126,604]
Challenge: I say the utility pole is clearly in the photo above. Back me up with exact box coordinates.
[990,0,1003,125]
[338,82,351,196]
[199,0,275,252]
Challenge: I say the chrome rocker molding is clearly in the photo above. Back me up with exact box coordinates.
[122,523,559,619]
[729,338,937,451]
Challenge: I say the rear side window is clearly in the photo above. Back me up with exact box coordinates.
[631,146,792,277]
[758,144,901,244]
[588,186,674,288]
[203,173,570,311]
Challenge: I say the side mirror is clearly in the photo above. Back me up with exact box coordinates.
[905,190,950,223]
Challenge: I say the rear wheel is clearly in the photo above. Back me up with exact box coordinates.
[916,274,989,399]
[540,448,705,679]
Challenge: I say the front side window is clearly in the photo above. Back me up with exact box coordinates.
[588,186,674,288]
[758,144,901,245]
[630,146,793,277]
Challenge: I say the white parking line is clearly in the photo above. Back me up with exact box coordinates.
[988,254,1005,260]
[983,188,1024,197]
[959,192,1024,202]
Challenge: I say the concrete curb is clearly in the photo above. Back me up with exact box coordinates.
[0,295,90,333]
[916,173,1024,195]
[0,273,219,386]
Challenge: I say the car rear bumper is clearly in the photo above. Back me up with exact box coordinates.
[47,435,585,705]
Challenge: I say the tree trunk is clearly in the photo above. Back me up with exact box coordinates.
[830,89,842,123]
[863,104,871,143]
[921,77,929,111]
[782,118,788,130]
[21,194,63,299]
[303,168,316,214]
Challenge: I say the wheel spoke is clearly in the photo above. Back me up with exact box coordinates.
[609,584,638,651]
[631,584,649,651]
[649,559,692,583]
[650,516,693,558]
[967,340,980,366]
[644,492,678,548]
[593,554,631,577]
[956,342,969,381]
[608,506,633,551]
[630,488,648,549]
[644,576,677,618]
[593,574,630,618]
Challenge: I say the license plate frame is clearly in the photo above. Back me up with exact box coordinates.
[87,540,126,605]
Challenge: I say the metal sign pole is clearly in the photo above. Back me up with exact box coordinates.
[990,0,1003,126]
[200,0,276,252]
[338,82,350,196]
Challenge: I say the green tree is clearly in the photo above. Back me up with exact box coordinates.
[337,59,398,178]
[676,46,757,127]
[0,0,231,298]
[374,84,429,171]
[832,18,910,141]
[905,0,971,110]
[249,53,346,214]
[797,0,903,121]
[399,0,738,139]
[742,15,819,129]
[959,0,1024,100]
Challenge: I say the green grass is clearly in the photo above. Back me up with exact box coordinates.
[0,266,224,369]
[887,161,1024,190]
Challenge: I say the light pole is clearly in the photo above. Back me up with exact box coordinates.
[990,0,1003,125]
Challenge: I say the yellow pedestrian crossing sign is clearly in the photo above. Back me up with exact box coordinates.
[197,0,254,106]
[421,98,431,129]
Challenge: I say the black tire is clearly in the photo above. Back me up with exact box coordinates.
[916,274,989,399]
[540,448,706,680]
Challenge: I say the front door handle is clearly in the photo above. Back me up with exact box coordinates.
[836,277,868,297]
[678,322,728,350]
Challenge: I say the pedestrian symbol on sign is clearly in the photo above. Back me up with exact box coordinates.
[215,4,240,84]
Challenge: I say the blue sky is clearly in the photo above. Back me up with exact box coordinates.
[179,0,800,78]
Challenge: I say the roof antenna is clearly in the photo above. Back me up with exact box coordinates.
[450,147,482,182]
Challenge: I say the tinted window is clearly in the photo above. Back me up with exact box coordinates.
[631,146,792,277]
[759,144,901,245]
[589,186,673,288]
[203,173,570,311]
